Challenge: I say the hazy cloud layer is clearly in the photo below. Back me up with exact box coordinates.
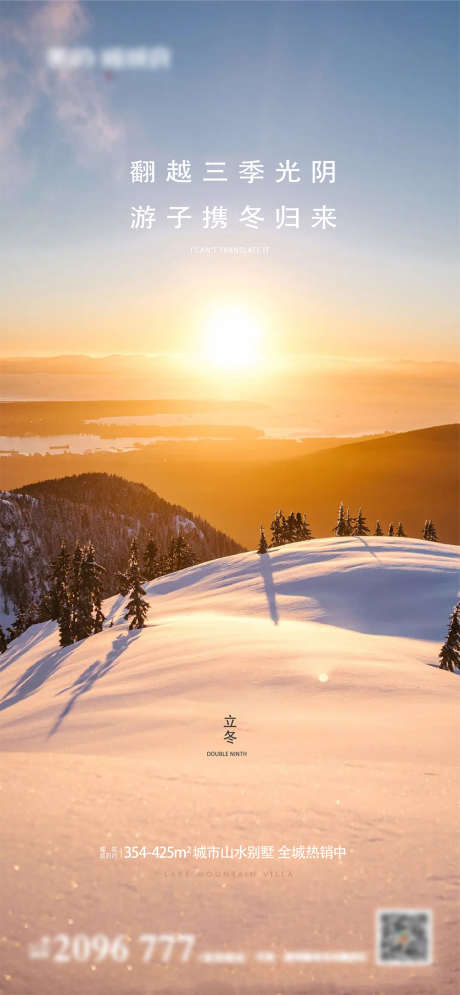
[0,1,122,186]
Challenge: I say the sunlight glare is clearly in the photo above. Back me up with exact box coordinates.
[203,306,262,369]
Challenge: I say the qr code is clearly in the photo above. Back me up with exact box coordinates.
[376,909,432,965]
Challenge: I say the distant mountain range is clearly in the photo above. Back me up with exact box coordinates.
[125,422,457,548]
[0,425,458,557]
[0,473,243,623]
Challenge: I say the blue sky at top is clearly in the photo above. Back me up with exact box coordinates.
[0,1,457,357]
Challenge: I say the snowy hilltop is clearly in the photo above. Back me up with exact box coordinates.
[0,536,458,752]
[0,473,243,627]
[1,535,459,995]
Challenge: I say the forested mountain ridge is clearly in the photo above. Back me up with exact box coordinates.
[0,473,243,620]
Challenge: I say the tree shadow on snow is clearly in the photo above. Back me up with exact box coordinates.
[258,553,279,625]
[0,642,76,711]
[48,630,140,737]
[0,621,57,674]
[425,662,460,676]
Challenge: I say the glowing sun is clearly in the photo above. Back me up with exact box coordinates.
[203,306,261,369]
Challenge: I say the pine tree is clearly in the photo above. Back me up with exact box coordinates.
[125,538,149,630]
[36,588,53,622]
[374,520,384,536]
[388,523,394,536]
[273,511,289,545]
[0,625,7,653]
[26,602,39,627]
[93,604,105,633]
[396,522,405,537]
[345,507,354,535]
[439,602,460,672]
[58,587,73,647]
[7,604,28,641]
[117,570,129,596]
[84,542,105,633]
[296,512,312,541]
[428,520,438,542]
[270,510,284,547]
[143,534,159,581]
[282,512,290,544]
[69,542,83,638]
[48,539,77,644]
[49,540,70,620]
[166,535,176,572]
[353,508,369,536]
[334,502,347,536]
[71,542,93,640]
[156,552,169,577]
[257,525,268,554]
[284,511,296,544]
[422,519,438,541]
[178,533,196,569]
[168,532,196,572]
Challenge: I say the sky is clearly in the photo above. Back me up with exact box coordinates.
[0,0,458,366]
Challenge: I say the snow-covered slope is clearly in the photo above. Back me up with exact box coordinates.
[0,536,458,751]
[1,538,459,995]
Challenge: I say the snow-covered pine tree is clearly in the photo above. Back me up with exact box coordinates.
[156,551,169,577]
[36,588,53,622]
[46,540,74,644]
[345,507,354,535]
[396,522,405,537]
[125,538,149,630]
[282,512,290,544]
[286,511,297,543]
[58,587,73,647]
[272,511,289,545]
[439,602,460,672]
[296,512,312,540]
[26,602,39,627]
[83,542,105,633]
[388,523,394,536]
[257,525,268,554]
[270,510,283,547]
[422,519,438,541]
[7,604,28,641]
[374,520,384,536]
[143,533,159,581]
[165,535,177,573]
[117,570,129,596]
[93,604,105,634]
[353,508,370,536]
[69,541,84,638]
[334,502,348,536]
[168,532,196,572]
[428,520,438,541]
[71,543,97,640]
[0,625,7,653]
[294,512,303,541]
[177,533,196,569]
[49,539,70,620]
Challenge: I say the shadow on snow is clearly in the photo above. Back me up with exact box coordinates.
[48,630,141,737]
